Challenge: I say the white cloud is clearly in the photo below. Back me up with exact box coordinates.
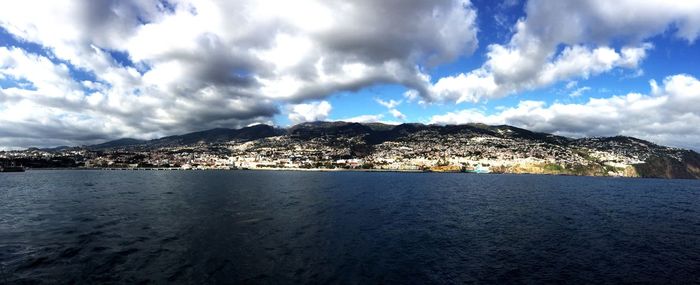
[338,114,385,123]
[430,74,700,149]
[427,68,499,103]
[520,0,700,44]
[375,98,406,120]
[421,42,653,104]
[0,0,479,147]
[336,113,402,125]
[408,0,700,103]
[287,101,332,124]
[375,98,402,109]
[569,86,591,98]
[389,109,407,120]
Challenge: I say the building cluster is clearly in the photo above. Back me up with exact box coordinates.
[2,128,685,178]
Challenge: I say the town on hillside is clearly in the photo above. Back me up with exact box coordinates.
[2,122,699,179]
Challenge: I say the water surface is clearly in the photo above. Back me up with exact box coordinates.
[1,170,699,283]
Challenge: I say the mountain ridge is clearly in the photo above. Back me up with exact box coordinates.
[93,122,675,153]
[92,121,581,149]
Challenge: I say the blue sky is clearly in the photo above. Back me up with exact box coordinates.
[1,0,700,149]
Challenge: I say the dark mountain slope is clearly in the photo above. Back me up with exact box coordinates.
[92,124,283,149]
[149,124,283,146]
[89,138,146,150]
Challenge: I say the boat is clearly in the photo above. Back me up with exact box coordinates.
[0,166,25,172]
[474,165,491,174]
[463,165,491,174]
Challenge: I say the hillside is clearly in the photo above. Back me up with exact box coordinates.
[5,121,699,179]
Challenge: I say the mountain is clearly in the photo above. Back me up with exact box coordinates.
[148,124,282,147]
[39,145,75,152]
[571,136,700,179]
[93,124,284,149]
[88,138,146,150]
[288,121,373,139]
[77,121,700,179]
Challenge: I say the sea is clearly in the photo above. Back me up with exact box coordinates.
[1,170,699,284]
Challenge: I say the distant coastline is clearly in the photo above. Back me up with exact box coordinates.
[4,122,699,179]
[24,167,425,173]
[18,167,662,180]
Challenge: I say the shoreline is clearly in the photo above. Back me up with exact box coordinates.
[25,167,428,173]
[16,167,669,180]
[18,167,697,180]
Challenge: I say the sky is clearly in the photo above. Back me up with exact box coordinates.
[1,0,700,150]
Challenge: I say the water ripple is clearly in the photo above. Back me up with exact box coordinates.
[0,170,699,283]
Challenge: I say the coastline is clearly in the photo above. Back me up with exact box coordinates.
[17,167,666,179]
[18,166,697,180]
[25,167,427,173]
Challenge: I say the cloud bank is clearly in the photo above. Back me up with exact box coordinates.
[409,0,700,103]
[0,0,478,147]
